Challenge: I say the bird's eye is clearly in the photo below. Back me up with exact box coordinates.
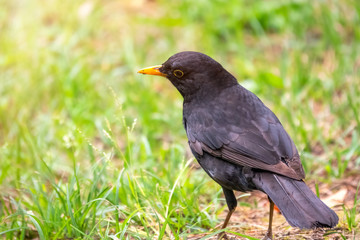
[173,69,184,78]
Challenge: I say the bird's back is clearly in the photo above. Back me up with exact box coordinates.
[184,84,305,180]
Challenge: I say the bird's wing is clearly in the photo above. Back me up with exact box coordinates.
[185,94,305,180]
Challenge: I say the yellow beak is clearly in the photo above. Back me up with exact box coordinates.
[137,65,167,77]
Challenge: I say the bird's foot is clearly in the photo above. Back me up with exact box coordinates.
[262,231,273,240]
[217,232,229,240]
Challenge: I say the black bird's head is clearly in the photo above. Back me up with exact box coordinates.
[138,51,238,99]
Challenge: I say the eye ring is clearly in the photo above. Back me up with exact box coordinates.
[173,69,184,78]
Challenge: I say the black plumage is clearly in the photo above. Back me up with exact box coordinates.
[138,51,338,239]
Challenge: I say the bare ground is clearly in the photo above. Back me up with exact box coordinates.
[188,174,360,240]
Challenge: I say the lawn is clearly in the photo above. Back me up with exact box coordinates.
[0,0,359,239]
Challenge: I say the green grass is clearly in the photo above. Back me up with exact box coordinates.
[343,184,360,232]
[0,0,360,239]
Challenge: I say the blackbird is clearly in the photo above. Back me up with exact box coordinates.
[138,51,338,239]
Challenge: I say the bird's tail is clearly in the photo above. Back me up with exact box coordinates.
[252,172,338,229]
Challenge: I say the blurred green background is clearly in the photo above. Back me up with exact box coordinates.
[0,0,359,239]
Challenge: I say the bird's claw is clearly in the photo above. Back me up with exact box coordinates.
[217,232,229,240]
[262,231,273,240]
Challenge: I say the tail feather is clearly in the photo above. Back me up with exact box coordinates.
[253,172,338,229]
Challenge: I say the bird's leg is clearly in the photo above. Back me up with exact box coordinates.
[263,197,274,240]
[218,187,237,240]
